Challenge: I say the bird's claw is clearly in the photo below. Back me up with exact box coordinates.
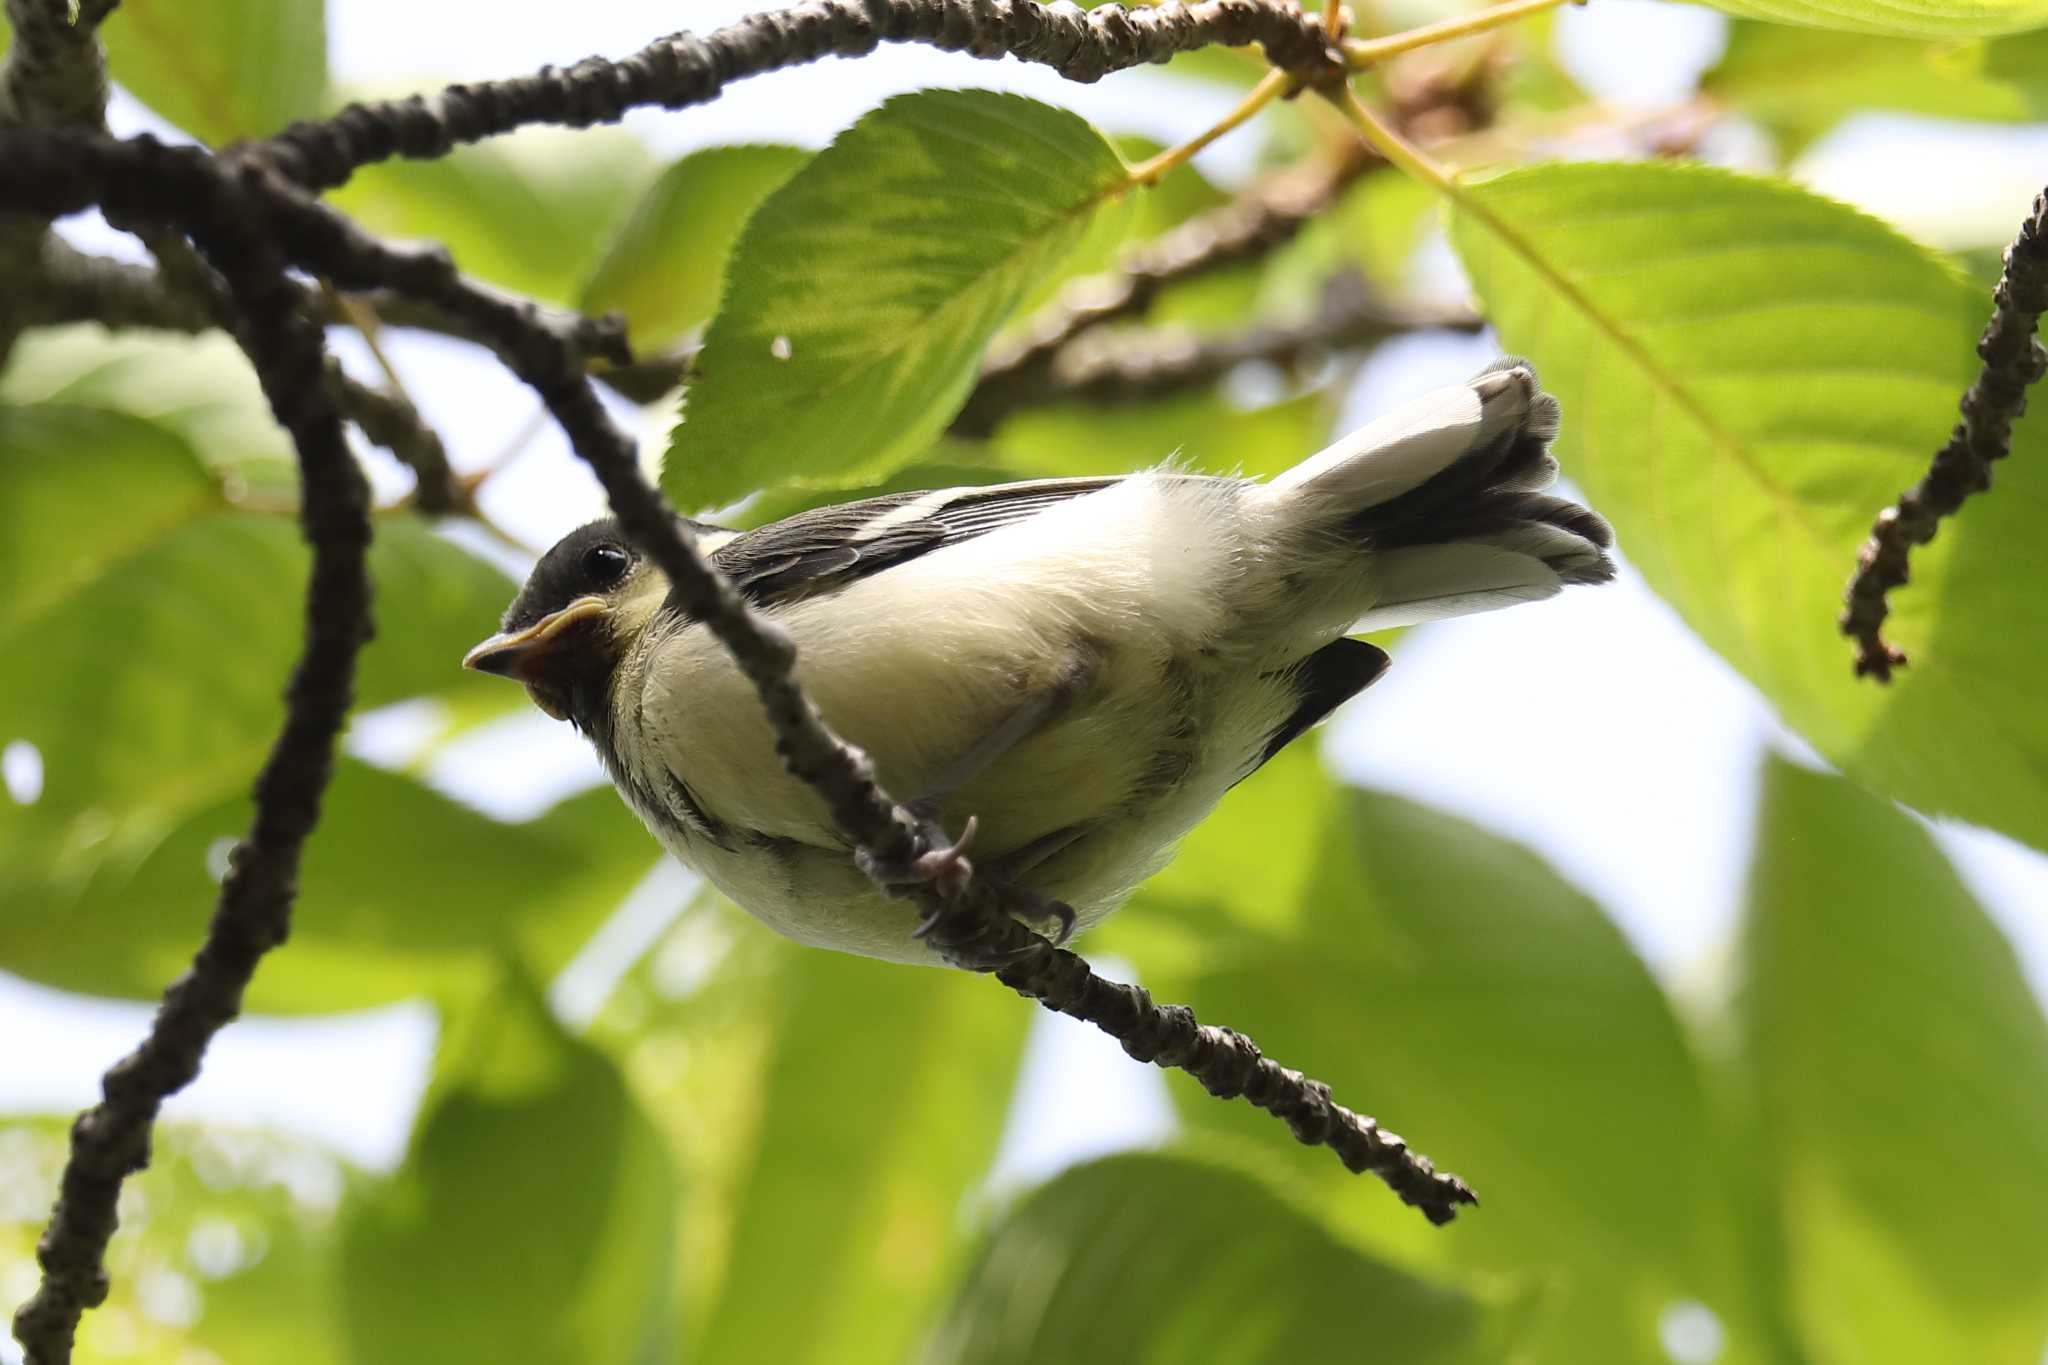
[911,881,1077,950]
[862,814,1077,950]
[860,814,978,901]
[1022,895,1077,947]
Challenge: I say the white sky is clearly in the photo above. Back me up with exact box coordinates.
[3,0,2046,1193]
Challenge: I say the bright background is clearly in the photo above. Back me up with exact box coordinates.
[4,1,2048,1356]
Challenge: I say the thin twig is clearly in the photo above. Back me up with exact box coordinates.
[960,141,1381,430]
[19,239,471,514]
[0,143,374,1365]
[1127,67,1293,187]
[1841,190,2048,680]
[325,362,467,516]
[1344,0,1571,67]
[953,272,1479,435]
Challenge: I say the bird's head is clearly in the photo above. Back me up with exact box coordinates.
[463,517,666,727]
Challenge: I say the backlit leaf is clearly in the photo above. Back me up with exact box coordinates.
[1704,0,2048,40]
[1450,162,2048,853]
[332,125,656,305]
[339,971,679,1365]
[1736,757,2048,1361]
[102,0,327,142]
[663,90,1130,509]
[579,143,810,353]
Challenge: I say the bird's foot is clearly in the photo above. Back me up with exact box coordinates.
[997,884,1078,947]
[857,814,978,900]
[859,813,1078,951]
[911,875,1076,951]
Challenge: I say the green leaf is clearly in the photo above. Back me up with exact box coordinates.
[1702,24,2048,153]
[101,0,327,143]
[688,940,1029,1362]
[1704,0,2048,40]
[340,971,679,1365]
[0,405,220,636]
[578,143,809,354]
[1,325,298,493]
[1448,162,2048,854]
[1106,759,1767,1356]
[0,760,652,1011]
[1173,783,1720,1271]
[989,390,1334,481]
[663,90,1131,510]
[992,131,1226,328]
[332,125,656,305]
[926,1153,1489,1364]
[0,500,515,866]
[0,403,645,1007]
[1737,757,2048,1362]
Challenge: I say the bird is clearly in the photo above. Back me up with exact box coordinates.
[463,358,1614,964]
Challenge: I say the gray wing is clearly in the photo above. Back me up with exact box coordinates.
[702,477,1125,609]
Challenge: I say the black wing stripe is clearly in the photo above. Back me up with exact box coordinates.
[1236,638,1391,786]
[709,477,1122,609]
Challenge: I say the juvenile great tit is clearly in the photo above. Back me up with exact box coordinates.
[464,359,1614,964]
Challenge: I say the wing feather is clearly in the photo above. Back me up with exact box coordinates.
[702,477,1124,609]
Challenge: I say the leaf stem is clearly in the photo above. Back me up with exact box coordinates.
[1329,83,1461,195]
[1126,69,1292,188]
[323,281,419,415]
[1344,0,1573,67]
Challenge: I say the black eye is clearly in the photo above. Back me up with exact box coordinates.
[581,543,630,587]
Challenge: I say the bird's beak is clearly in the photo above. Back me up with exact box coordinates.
[462,596,611,721]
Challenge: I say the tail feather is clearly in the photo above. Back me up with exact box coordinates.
[1261,357,1615,631]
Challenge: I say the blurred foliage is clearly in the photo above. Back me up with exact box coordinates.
[5,0,2048,1361]
[333,126,660,307]
[102,0,328,143]
[925,1153,1493,1363]
[1702,25,2048,153]
[579,144,811,353]
[339,968,680,1365]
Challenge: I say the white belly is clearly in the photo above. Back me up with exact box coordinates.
[607,472,1312,963]
[632,663,1296,965]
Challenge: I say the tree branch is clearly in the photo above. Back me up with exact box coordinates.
[246,0,1346,192]
[964,142,1380,429]
[1841,188,2048,680]
[0,0,120,367]
[0,0,117,129]
[0,145,374,1365]
[12,126,1472,1220]
[19,237,471,514]
[954,270,1479,435]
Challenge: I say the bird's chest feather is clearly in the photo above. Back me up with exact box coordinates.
[604,652,1296,964]
[617,627,1220,848]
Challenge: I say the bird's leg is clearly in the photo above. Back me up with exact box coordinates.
[903,654,1097,816]
[978,824,1089,945]
[903,825,1089,947]
[856,657,1098,945]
